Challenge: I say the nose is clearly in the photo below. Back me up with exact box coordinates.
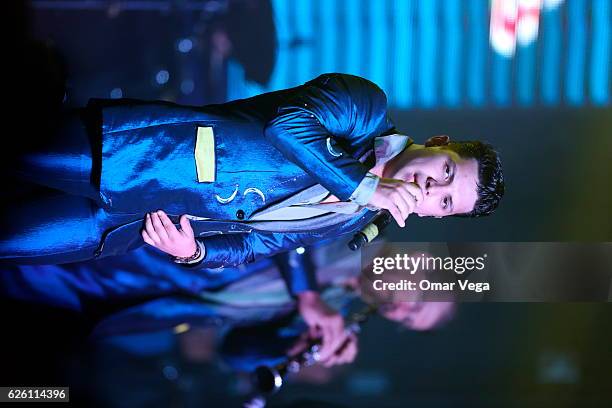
[424,178,433,195]
[424,178,444,196]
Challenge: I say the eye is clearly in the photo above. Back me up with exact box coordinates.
[442,196,454,211]
[444,163,451,180]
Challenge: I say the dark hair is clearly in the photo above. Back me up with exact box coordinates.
[445,141,504,217]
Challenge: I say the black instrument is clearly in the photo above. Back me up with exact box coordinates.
[250,305,377,397]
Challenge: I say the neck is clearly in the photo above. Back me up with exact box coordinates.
[369,163,385,178]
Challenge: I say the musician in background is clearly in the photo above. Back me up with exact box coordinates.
[218,239,456,371]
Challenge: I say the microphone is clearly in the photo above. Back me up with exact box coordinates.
[347,210,392,251]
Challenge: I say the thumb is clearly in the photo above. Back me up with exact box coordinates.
[179,214,194,236]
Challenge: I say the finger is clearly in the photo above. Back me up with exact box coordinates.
[318,324,334,361]
[394,187,417,216]
[338,344,357,365]
[391,191,410,220]
[151,212,169,241]
[327,318,345,360]
[323,354,339,367]
[403,182,424,205]
[332,334,353,364]
[347,346,358,363]
[322,324,336,360]
[333,350,350,365]
[386,202,405,228]
[323,340,347,366]
[145,214,161,243]
[179,214,194,238]
[141,229,156,247]
[322,343,342,366]
[157,210,179,238]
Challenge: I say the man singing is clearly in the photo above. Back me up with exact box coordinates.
[2,72,503,350]
[4,71,504,270]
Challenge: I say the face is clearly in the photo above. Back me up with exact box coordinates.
[379,301,455,331]
[384,146,479,217]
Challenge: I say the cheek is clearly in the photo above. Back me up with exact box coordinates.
[418,196,442,216]
[396,167,412,181]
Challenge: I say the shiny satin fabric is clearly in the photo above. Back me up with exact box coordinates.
[99,106,310,220]
[2,112,124,264]
[0,246,279,312]
[98,73,393,219]
[12,111,100,202]
[3,73,391,269]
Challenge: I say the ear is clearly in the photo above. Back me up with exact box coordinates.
[424,134,450,147]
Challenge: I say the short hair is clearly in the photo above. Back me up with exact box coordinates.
[445,141,504,217]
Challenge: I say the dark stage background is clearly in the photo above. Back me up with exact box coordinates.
[3,1,612,407]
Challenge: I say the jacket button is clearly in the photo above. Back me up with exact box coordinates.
[236,209,245,220]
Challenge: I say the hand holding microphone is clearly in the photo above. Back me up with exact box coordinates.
[366,178,423,227]
[348,178,422,251]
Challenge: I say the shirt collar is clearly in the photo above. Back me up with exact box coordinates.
[373,134,413,166]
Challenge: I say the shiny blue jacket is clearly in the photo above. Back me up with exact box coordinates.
[91,73,393,293]
[98,73,392,217]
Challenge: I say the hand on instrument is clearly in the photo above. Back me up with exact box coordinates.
[297,291,352,365]
[319,331,358,367]
[288,330,358,368]
[141,210,197,258]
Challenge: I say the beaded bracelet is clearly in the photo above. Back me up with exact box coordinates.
[172,241,204,264]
